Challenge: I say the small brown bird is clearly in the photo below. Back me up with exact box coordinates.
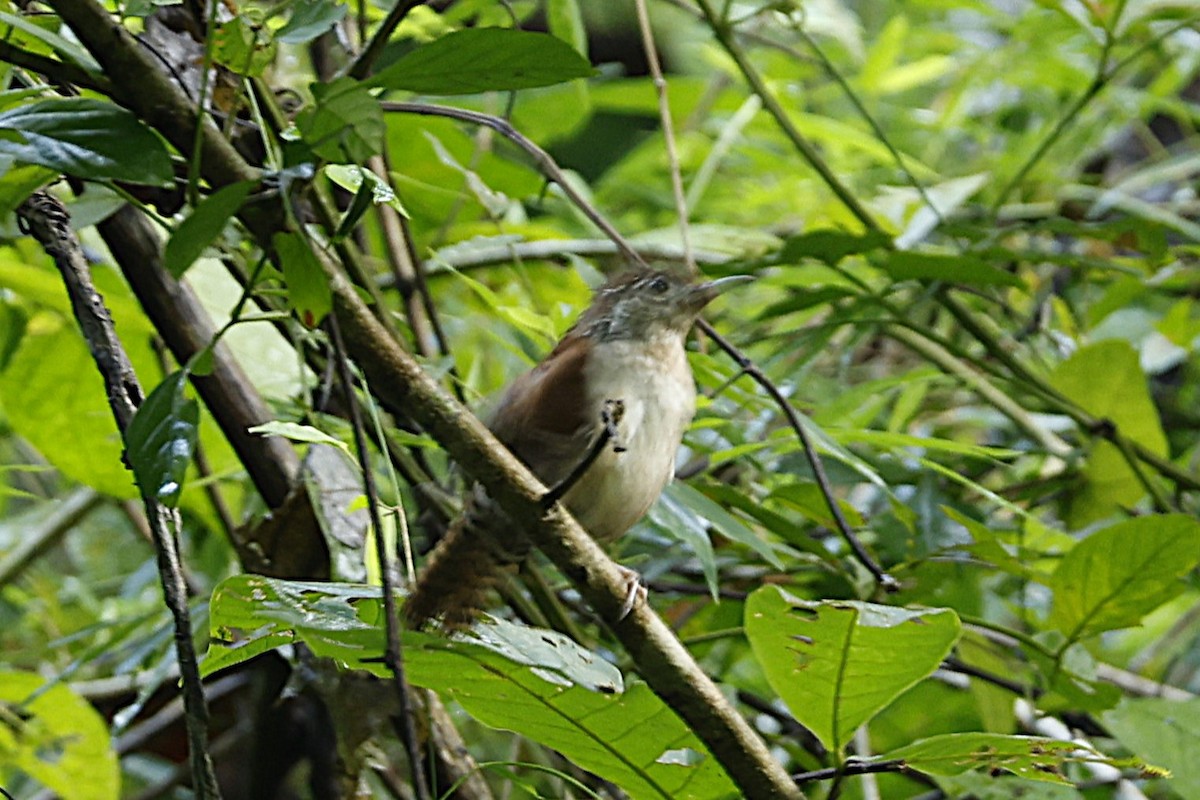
[404,269,749,628]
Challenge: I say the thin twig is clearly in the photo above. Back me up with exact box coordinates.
[382,102,644,264]
[327,314,430,800]
[17,191,221,800]
[633,0,695,274]
[792,759,906,785]
[697,320,898,592]
[989,10,1200,216]
[542,400,625,509]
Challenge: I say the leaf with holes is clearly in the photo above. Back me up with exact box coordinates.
[745,586,961,755]
[875,732,1155,785]
[203,575,737,799]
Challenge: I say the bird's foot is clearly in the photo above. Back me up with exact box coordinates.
[615,564,647,620]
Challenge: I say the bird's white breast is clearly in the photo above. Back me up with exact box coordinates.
[564,332,696,541]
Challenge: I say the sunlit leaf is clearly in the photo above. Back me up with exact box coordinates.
[745,586,961,754]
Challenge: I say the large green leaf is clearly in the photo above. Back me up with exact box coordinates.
[369,28,594,94]
[876,732,1153,785]
[124,370,198,507]
[0,671,119,800]
[204,576,737,800]
[1051,340,1169,524]
[745,586,961,754]
[0,317,135,497]
[1049,514,1200,643]
[1104,697,1200,798]
[0,98,172,186]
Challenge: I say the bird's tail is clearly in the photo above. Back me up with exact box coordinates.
[404,501,529,629]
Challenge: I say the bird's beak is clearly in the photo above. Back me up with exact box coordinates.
[688,274,755,309]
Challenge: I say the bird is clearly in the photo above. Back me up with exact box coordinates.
[403,268,750,629]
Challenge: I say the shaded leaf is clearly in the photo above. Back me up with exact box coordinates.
[745,586,960,754]
[878,251,1026,288]
[277,0,347,44]
[125,370,198,507]
[213,16,276,77]
[777,229,892,266]
[296,78,384,164]
[0,98,172,186]
[1104,697,1200,797]
[163,181,254,278]
[369,28,594,94]
[273,231,332,327]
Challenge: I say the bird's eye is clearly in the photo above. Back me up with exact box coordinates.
[649,276,669,293]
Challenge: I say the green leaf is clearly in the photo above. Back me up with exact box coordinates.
[777,229,893,265]
[646,484,720,598]
[1051,339,1167,455]
[1051,339,1168,524]
[324,164,405,214]
[547,0,587,56]
[0,317,136,497]
[273,231,332,327]
[0,672,119,800]
[0,11,101,72]
[669,482,783,569]
[745,586,961,754]
[1049,514,1200,642]
[277,0,347,44]
[1104,697,1200,797]
[204,576,738,799]
[878,251,1027,288]
[876,732,1150,785]
[248,420,350,457]
[213,16,276,77]
[0,98,173,186]
[369,28,594,94]
[124,370,198,507]
[296,78,384,163]
[163,181,254,278]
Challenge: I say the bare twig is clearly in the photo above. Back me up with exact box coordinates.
[633,0,695,274]
[17,191,221,800]
[328,314,430,800]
